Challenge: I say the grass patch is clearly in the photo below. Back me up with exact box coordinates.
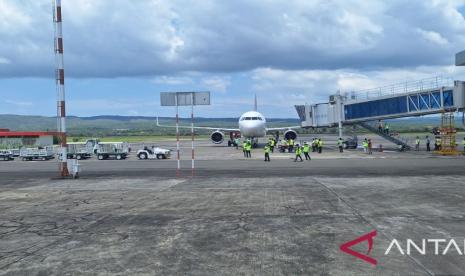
[69,135,211,143]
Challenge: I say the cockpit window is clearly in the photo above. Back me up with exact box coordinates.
[241,116,263,121]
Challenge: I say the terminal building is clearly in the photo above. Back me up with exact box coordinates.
[0,129,55,148]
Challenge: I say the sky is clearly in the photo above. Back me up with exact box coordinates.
[2,0,465,118]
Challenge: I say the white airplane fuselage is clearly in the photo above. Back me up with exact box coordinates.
[238,111,267,138]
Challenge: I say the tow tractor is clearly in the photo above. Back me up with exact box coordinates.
[137,146,171,160]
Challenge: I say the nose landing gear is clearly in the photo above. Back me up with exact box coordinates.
[252,137,259,148]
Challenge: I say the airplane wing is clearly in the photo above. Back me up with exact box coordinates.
[156,117,240,132]
[266,126,301,131]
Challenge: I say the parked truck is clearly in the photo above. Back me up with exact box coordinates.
[67,142,94,160]
[7,149,20,157]
[20,147,54,161]
[0,150,14,161]
[96,142,129,160]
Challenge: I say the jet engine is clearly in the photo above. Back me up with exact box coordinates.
[284,130,297,140]
[210,131,224,144]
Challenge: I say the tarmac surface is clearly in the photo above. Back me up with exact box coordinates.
[1,136,465,275]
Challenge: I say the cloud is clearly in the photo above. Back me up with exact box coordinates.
[4,99,33,107]
[250,65,465,106]
[202,76,230,93]
[152,76,193,85]
[417,28,449,46]
[0,0,465,78]
[0,56,10,64]
[67,98,158,116]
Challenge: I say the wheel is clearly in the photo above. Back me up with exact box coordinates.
[228,141,232,147]
[98,154,104,160]
[76,155,82,160]
[116,154,122,160]
[162,154,167,159]
[138,153,147,160]
[156,154,163,159]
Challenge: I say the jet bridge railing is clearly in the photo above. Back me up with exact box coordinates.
[344,76,453,102]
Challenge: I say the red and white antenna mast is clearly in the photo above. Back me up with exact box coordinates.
[53,0,69,177]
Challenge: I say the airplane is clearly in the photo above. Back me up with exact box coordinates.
[156,95,301,146]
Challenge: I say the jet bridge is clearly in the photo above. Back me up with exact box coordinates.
[296,77,465,128]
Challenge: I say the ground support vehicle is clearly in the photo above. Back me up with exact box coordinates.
[67,142,93,160]
[97,142,129,160]
[20,147,54,161]
[343,137,358,149]
[137,146,171,160]
[0,150,14,161]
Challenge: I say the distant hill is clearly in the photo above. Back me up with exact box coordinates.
[0,114,462,136]
[0,115,300,136]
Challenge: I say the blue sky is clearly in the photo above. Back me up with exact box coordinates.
[2,0,465,118]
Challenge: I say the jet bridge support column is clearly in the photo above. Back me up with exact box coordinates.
[336,93,344,138]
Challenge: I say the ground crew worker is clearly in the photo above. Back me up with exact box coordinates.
[264,143,271,162]
[436,137,442,151]
[242,140,247,157]
[281,139,288,153]
[303,142,311,160]
[269,138,276,153]
[463,138,465,152]
[368,139,373,155]
[311,138,317,152]
[294,144,303,162]
[234,137,240,150]
[248,141,252,158]
[426,136,431,152]
[385,124,390,135]
[337,137,344,153]
[362,138,368,153]
[318,138,323,154]
[415,136,420,151]
[288,139,295,153]
[244,141,252,158]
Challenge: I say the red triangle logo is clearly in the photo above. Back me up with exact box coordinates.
[340,230,377,265]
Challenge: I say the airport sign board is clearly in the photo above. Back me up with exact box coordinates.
[160,92,210,106]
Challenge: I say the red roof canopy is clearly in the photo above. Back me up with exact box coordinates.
[0,131,61,137]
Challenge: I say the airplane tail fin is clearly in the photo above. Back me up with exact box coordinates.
[254,94,257,111]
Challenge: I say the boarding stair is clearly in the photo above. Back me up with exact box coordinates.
[358,121,411,150]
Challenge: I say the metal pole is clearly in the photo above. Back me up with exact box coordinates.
[176,101,180,176]
[337,93,343,138]
[191,94,195,177]
[53,0,69,177]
